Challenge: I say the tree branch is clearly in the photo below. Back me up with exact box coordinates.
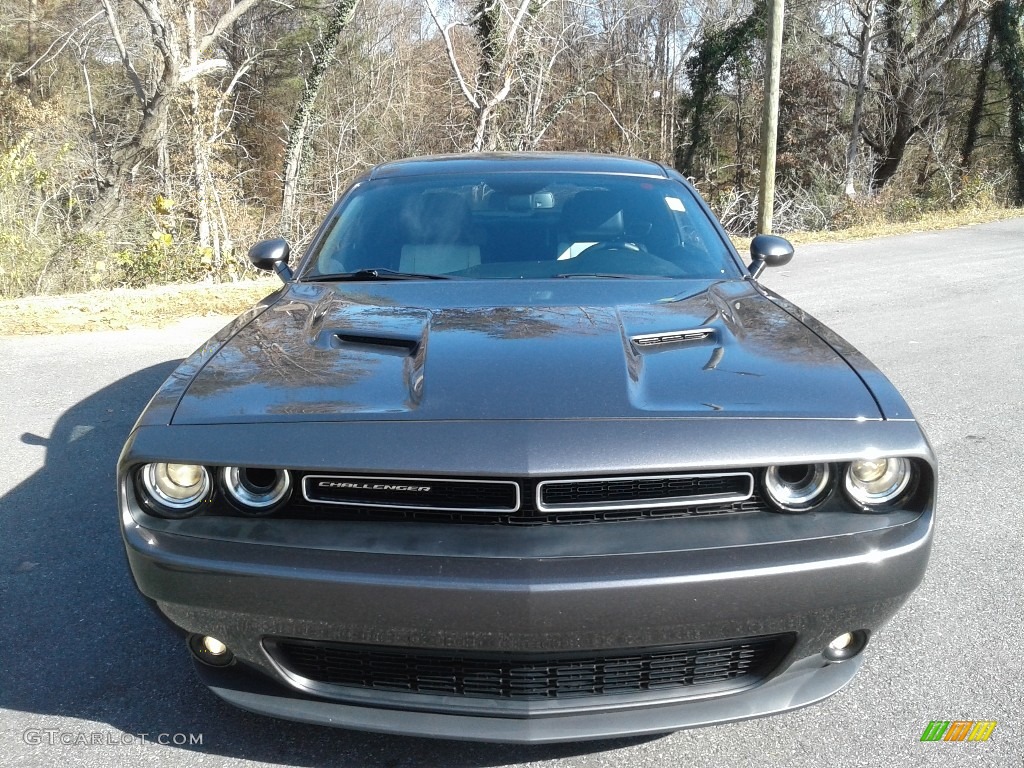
[424,0,479,110]
[180,58,232,83]
[199,0,265,55]
[99,0,147,103]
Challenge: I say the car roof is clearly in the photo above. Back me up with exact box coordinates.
[367,152,672,180]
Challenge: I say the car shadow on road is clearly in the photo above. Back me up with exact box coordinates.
[0,361,661,766]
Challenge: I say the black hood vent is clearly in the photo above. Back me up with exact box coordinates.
[630,328,714,348]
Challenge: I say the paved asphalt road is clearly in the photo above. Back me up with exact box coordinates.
[1,219,1022,767]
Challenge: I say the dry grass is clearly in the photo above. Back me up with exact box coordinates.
[730,205,1021,252]
[1,206,1020,337]
[0,280,277,336]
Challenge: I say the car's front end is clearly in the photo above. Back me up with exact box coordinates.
[118,153,935,742]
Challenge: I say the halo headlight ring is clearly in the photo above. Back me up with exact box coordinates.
[138,463,211,518]
[843,457,914,511]
[762,463,834,513]
[221,466,292,514]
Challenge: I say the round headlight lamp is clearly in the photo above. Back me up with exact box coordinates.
[221,467,291,513]
[141,462,210,515]
[844,457,913,508]
[763,464,832,512]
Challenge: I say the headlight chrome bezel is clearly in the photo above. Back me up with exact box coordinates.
[843,457,915,511]
[762,457,920,514]
[221,466,292,514]
[138,462,211,517]
[762,463,834,513]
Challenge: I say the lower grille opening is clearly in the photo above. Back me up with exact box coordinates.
[266,635,791,701]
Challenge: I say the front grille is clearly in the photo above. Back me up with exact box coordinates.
[303,475,519,512]
[284,495,767,524]
[267,635,790,701]
[538,473,753,511]
[282,472,768,525]
[278,473,761,528]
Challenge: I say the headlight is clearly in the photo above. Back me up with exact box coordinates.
[763,464,832,512]
[844,457,913,509]
[140,462,210,515]
[221,467,291,513]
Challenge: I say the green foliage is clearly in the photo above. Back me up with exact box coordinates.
[0,125,77,297]
[113,232,239,288]
[677,4,766,177]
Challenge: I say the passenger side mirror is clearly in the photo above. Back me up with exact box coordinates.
[748,235,794,279]
[249,238,293,283]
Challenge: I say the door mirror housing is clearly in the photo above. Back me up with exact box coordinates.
[249,239,293,282]
[748,235,794,279]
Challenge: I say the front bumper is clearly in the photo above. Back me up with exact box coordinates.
[194,651,865,742]
[122,488,932,742]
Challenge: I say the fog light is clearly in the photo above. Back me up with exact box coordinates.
[829,632,855,651]
[203,636,228,656]
[187,633,234,667]
[823,630,867,661]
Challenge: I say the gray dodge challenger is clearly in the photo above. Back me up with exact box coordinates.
[118,153,935,743]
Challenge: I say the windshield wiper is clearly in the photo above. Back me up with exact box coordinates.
[307,268,453,282]
[554,272,659,279]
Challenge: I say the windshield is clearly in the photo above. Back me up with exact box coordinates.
[301,173,741,280]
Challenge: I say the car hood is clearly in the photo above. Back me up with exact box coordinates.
[171,280,881,424]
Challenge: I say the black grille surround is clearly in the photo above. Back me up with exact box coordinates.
[303,474,520,512]
[283,472,766,525]
[265,635,792,702]
[538,473,753,511]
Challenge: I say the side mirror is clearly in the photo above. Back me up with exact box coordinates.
[748,234,794,279]
[248,238,293,283]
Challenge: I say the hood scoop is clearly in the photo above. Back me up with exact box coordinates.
[334,332,420,355]
[630,328,715,348]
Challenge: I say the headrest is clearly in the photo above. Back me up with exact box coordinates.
[559,191,625,239]
[402,191,472,244]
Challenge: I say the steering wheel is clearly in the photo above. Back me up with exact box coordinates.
[574,240,644,259]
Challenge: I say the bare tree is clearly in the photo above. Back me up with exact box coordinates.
[96,0,264,217]
[843,0,876,196]
[280,0,360,238]
[861,0,983,191]
[426,0,588,151]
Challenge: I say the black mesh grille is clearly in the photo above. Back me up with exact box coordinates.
[540,474,751,509]
[268,636,789,700]
[280,473,767,525]
[284,493,767,525]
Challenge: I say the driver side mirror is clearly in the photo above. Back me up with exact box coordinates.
[748,234,794,279]
[249,238,293,283]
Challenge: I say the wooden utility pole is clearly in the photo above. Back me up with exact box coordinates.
[757,0,785,233]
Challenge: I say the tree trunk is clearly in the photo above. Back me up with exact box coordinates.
[870,115,918,191]
[677,4,765,177]
[992,0,1024,203]
[844,0,876,197]
[281,0,360,239]
[187,2,214,259]
[25,0,41,100]
[960,6,995,171]
[93,0,263,228]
